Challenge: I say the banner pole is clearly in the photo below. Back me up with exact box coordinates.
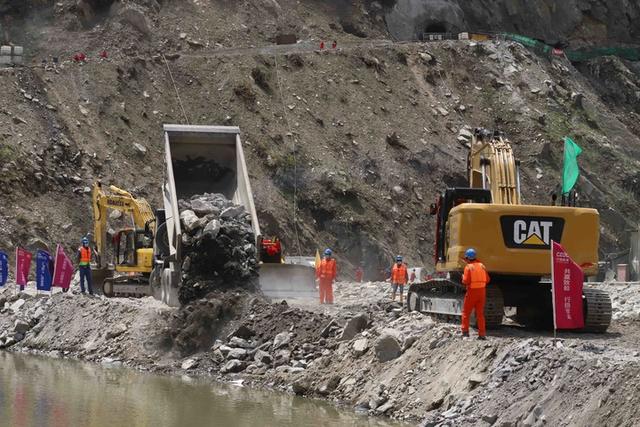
[550,240,557,339]
[14,247,18,297]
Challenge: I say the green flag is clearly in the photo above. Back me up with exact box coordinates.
[562,137,583,194]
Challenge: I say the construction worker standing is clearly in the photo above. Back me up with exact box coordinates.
[461,248,490,340]
[316,248,337,304]
[390,255,408,303]
[78,237,94,295]
[355,265,364,283]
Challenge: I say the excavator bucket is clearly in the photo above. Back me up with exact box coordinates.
[259,263,317,300]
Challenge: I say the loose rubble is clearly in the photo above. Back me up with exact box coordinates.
[3,281,640,425]
[178,192,258,304]
[600,282,640,320]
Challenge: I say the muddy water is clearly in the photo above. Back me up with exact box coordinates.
[0,352,407,427]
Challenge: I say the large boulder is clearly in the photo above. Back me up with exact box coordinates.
[374,334,402,362]
[191,199,219,217]
[353,338,369,357]
[227,348,248,360]
[273,332,292,349]
[220,359,246,374]
[254,350,273,365]
[229,337,254,349]
[202,219,221,239]
[10,299,25,313]
[181,358,199,370]
[338,313,368,341]
[13,319,31,334]
[221,205,245,219]
[228,325,256,340]
[180,210,200,232]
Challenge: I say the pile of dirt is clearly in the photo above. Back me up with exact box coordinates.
[243,298,334,346]
[159,291,250,356]
[178,193,258,304]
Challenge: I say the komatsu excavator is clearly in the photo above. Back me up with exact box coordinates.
[407,129,612,332]
[91,182,157,297]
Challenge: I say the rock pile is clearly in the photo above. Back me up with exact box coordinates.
[600,282,640,320]
[0,292,50,349]
[178,193,258,304]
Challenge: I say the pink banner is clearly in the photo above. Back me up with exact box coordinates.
[551,241,584,329]
[15,248,33,286]
[52,245,74,289]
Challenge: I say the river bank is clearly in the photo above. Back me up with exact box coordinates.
[2,282,640,426]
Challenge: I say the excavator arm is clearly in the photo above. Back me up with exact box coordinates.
[467,128,521,205]
[91,182,156,269]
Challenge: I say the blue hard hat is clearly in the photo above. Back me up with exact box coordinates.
[396,255,403,262]
[465,248,476,260]
[81,237,89,244]
[324,248,332,256]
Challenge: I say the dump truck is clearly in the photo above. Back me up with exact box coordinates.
[407,129,612,332]
[151,124,316,307]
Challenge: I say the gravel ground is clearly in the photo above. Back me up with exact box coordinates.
[2,281,640,425]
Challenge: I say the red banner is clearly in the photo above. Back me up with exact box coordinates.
[52,245,74,289]
[551,241,584,329]
[15,248,33,286]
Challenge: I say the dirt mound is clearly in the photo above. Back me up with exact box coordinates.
[243,299,333,345]
[160,291,249,356]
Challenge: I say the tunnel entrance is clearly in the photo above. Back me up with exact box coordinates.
[424,22,448,33]
[421,22,450,41]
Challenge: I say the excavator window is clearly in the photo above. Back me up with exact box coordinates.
[115,229,137,267]
[434,188,492,263]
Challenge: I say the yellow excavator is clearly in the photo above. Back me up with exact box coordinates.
[407,129,612,332]
[91,182,157,297]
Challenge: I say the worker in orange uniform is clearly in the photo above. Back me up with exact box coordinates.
[390,255,408,304]
[355,265,364,283]
[461,248,490,340]
[316,248,337,304]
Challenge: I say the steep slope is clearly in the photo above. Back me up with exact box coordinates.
[1,0,640,280]
[386,0,640,45]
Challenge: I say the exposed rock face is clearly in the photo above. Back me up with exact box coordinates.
[386,0,640,44]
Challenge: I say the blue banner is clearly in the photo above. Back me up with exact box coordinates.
[0,251,7,287]
[36,250,53,291]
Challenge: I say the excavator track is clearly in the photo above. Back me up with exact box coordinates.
[102,276,150,298]
[582,287,612,333]
[407,279,504,329]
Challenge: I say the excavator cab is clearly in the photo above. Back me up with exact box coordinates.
[113,228,152,267]
[432,188,492,264]
[113,228,154,270]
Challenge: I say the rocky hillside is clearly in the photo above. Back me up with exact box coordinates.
[1,0,640,279]
[386,0,640,45]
